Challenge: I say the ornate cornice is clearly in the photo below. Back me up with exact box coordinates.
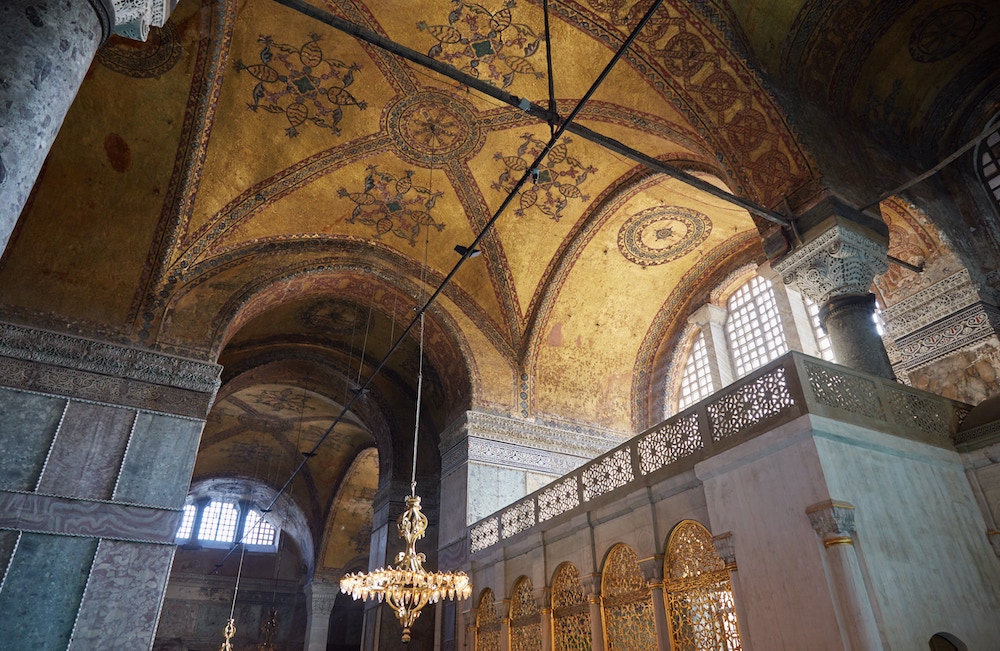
[0,322,221,394]
[440,411,622,475]
[773,223,888,305]
[882,270,983,339]
[892,303,1000,370]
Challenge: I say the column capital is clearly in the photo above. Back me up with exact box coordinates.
[112,0,177,41]
[711,532,737,571]
[637,555,665,584]
[807,500,857,547]
[773,220,888,305]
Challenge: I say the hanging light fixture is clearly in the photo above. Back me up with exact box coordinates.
[340,300,472,642]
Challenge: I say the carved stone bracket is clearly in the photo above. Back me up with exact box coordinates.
[112,0,174,41]
[807,500,857,547]
[773,223,888,305]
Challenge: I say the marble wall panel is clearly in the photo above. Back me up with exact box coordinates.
[36,401,134,500]
[69,540,175,649]
[0,533,96,650]
[0,530,18,579]
[0,388,65,491]
[469,463,528,524]
[115,412,204,508]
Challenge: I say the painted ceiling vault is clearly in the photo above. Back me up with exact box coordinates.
[1,0,997,572]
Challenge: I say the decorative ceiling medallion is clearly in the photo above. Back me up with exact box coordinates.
[235,33,367,137]
[493,134,597,221]
[296,300,362,334]
[617,206,711,267]
[386,90,484,165]
[339,166,445,245]
[96,23,182,78]
[909,3,986,63]
[418,0,544,89]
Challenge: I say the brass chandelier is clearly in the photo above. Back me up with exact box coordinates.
[339,310,471,643]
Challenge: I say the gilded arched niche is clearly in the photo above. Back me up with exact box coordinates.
[510,576,541,651]
[601,543,657,651]
[551,562,591,651]
[664,520,742,650]
[475,588,501,651]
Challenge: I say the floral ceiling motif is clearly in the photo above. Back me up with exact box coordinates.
[235,33,367,137]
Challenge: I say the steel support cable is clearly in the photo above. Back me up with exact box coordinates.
[213,0,665,572]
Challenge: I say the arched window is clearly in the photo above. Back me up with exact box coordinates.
[475,588,501,651]
[510,577,541,651]
[175,499,279,550]
[664,520,742,651]
[602,543,657,651]
[669,270,837,416]
[551,562,591,651]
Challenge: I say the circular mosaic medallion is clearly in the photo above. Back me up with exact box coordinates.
[296,299,361,334]
[617,205,711,267]
[909,3,986,63]
[96,23,182,78]
[386,90,483,165]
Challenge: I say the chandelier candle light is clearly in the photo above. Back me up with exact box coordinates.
[339,311,472,643]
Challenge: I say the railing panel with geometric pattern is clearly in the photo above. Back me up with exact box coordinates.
[468,353,967,556]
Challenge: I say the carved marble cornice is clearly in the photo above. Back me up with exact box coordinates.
[0,322,221,394]
[892,303,1000,370]
[440,411,624,476]
[773,224,888,305]
[882,270,984,339]
[440,411,623,457]
[112,0,173,41]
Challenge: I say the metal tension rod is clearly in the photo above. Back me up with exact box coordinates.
[271,0,792,228]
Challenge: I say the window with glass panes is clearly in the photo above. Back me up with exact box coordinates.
[677,332,715,411]
[725,275,788,377]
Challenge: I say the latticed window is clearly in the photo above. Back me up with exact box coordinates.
[175,504,197,541]
[198,501,240,542]
[664,521,742,651]
[602,544,657,651]
[552,563,591,651]
[475,588,501,651]
[980,121,1000,210]
[243,508,278,546]
[510,577,541,651]
[678,332,715,410]
[726,275,787,377]
[804,297,835,362]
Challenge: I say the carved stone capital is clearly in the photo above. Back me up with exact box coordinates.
[112,0,175,41]
[807,500,857,546]
[305,579,340,614]
[637,555,665,584]
[773,223,888,305]
[688,303,728,328]
[711,532,737,570]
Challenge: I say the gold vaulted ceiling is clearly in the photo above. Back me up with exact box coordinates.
[2,0,997,561]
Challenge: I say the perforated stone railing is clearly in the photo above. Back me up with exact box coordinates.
[468,352,968,555]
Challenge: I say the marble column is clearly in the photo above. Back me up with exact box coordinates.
[806,500,884,651]
[0,0,175,258]
[0,322,220,650]
[535,587,553,651]
[773,209,894,379]
[711,532,753,651]
[580,573,606,651]
[638,555,672,651]
[304,580,339,651]
[499,598,512,651]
